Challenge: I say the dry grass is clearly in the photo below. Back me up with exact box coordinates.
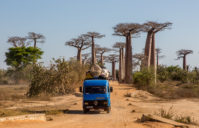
[175,115,197,125]
[0,109,28,117]
[0,85,52,102]
[0,85,28,101]
[137,81,199,99]
[155,106,197,125]
[155,106,174,120]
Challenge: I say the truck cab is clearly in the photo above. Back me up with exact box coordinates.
[80,79,113,113]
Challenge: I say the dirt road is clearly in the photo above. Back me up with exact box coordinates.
[0,82,198,128]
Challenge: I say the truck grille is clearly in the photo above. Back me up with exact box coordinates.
[84,100,107,106]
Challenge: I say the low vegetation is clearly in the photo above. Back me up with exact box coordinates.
[27,58,88,97]
[133,66,199,99]
[0,85,27,101]
[155,106,197,125]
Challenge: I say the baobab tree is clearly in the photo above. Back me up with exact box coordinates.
[176,49,193,71]
[65,35,91,64]
[7,36,28,47]
[156,48,165,67]
[143,22,172,68]
[113,42,125,82]
[113,23,142,83]
[143,21,172,83]
[96,47,111,66]
[133,53,146,71]
[82,53,90,65]
[105,54,119,80]
[27,32,45,48]
[83,32,105,65]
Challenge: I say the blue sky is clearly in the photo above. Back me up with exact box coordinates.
[1,0,199,70]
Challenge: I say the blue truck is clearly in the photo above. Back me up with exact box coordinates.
[80,78,113,113]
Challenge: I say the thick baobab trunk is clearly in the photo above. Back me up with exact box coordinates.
[119,48,122,82]
[125,34,133,83]
[112,61,116,80]
[13,41,17,47]
[121,47,125,81]
[100,53,104,66]
[77,49,82,65]
[150,33,156,66]
[144,32,153,68]
[183,55,186,70]
[91,37,96,65]
[33,39,37,48]
[156,52,159,68]
[150,33,156,83]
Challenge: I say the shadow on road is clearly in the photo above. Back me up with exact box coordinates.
[67,110,101,114]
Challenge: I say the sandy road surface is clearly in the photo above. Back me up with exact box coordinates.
[0,82,198,128]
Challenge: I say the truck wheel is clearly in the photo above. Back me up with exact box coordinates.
[83,108,89,113]
[106,107,111,113]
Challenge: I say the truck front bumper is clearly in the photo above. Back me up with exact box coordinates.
[83,100,109,109]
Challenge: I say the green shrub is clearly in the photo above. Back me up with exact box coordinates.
[157,66,168,82]
[133,69,155,89]
[166,65,181,73]
[27,58,88,97]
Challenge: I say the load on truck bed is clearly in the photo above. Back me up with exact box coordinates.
[80,78,113,113]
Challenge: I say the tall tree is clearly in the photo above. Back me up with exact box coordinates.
[113,23,142,83]
[96,47,111,66]
[176,49,193,70]
[65,35,91,64]
[143,22,172,83]
[82,53,90,65]
[27,32,45,48]
[113,42,125,82]
[143,22,172,68]
[105,54,119,80]
[133,53,146,71]
[156,48,165,67]
[7,36,28,47]
[83,32,105,65]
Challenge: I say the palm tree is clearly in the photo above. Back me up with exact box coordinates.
[65,35,91,64]
[176,49,193,70]
[113,42,125,82]
[27,32,45,48]
[113,23,142,83]
[83,32,105,65]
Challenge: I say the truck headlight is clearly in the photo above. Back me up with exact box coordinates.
[84,102,88,105]
[104,101,108,105]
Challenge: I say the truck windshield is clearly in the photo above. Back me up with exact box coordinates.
[85,86,106,94]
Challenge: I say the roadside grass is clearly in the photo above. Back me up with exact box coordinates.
[0,84,71,118]
[0,85,51,103]
[0,85,27,101]
[0,109,28,117]
[158,106,174,119]
[134,80,199,99]
[155,106,197,125]
[0,106,70,117]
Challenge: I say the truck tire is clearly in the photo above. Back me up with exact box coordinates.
[83,108,89,113]
[106,107,111,113]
